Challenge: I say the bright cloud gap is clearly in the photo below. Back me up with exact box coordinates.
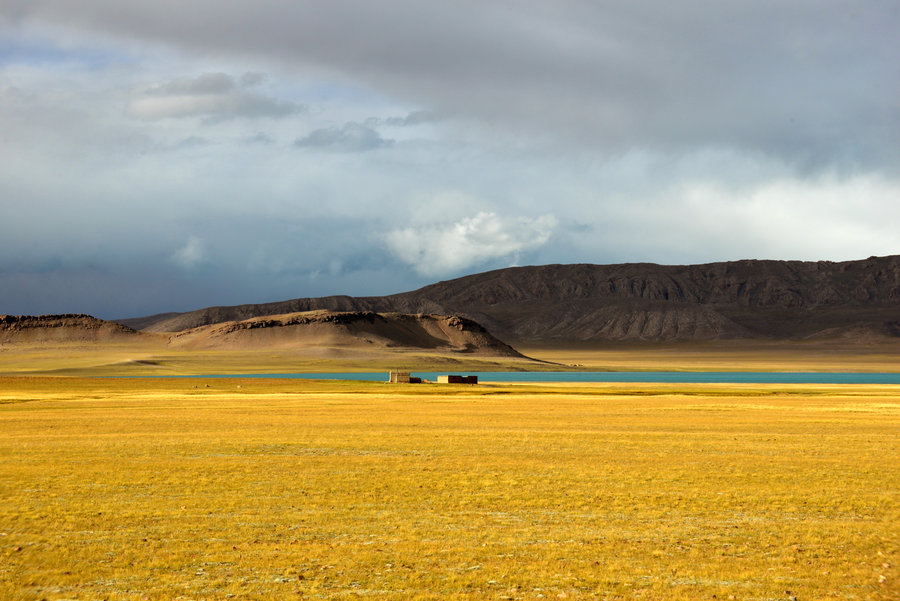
[384,212,558,276]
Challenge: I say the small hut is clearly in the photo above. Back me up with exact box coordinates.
[388,371,422,384]
[437,374,478,384]
[388,371,410,383]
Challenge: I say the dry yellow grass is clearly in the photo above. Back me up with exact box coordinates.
[6,338,900,377]
[522,341,900,372]
[1,377,897,600]
[0,341,545,376]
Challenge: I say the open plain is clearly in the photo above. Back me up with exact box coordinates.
[6,0,900,596]
[1,368,898,600]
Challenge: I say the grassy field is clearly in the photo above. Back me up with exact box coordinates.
[1,376,897,600]
[3,339,900,376]
[0,341,547,376]
[521,341,900,373]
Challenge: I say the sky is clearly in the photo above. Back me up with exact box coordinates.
[1,1,898,319]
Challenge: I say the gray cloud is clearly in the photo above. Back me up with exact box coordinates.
[295,122,390,152]
[5,1,898,172]
[242,132,274,145]
[172,135,211,149]
[382,110,442,127]
[150,72,236,95]
[128,71,304,121]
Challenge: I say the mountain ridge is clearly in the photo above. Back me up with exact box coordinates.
[118,256,900,343]
[0,314,142,344]
[0,311,526,359]
[166,310,524,356]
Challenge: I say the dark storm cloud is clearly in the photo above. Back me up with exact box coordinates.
[0,211,407,318]
[294,122,390,152]
[5,0,898,171]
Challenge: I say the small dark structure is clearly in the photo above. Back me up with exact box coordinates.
[437,374,478,384]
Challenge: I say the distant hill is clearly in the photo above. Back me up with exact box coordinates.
[0,314,143,344]
[119,256,900,343]
[166,311,524,357]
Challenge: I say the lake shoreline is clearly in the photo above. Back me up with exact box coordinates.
[103,370,900,384]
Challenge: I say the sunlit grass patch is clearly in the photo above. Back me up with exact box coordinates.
[0,378,897,600]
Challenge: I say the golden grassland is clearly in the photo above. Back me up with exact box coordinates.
[0,341,545,376]
[3,338,900,376]
[521,341,900,373]
[1,376,897,600]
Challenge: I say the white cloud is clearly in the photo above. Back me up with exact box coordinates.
[676,174,900,260]
[384,212,557,275]
[171,236,205,268]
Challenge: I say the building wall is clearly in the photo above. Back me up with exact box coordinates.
[438,375,465,384]
[389,371,410,383]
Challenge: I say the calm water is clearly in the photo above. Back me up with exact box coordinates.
[178,371,900,384]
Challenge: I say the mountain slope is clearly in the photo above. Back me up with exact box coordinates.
[1,314,143,344]
[120,256,900,343]
[166,311,524,356]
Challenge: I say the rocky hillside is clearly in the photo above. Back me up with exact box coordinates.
[120,255,900,343]
[0,314,142,344]
[167,311,524,356]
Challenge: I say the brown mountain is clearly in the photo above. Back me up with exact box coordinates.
[0,314,143,344]
[120,256,900,343]
[167,311,524,356]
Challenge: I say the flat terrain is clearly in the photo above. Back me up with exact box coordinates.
[0,340,544,376]
[521,341,900,373]
[3,339,900,376]
[1,377,897,600]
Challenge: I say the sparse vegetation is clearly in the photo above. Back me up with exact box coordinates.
[4,338,900,377]
[0,341,545,377]
[1,377,897,600]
